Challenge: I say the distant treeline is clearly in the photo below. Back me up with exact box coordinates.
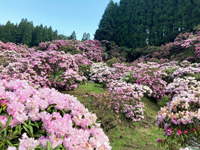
[0,19,70,47]
[95,0,200,48]
[0,18,91,47]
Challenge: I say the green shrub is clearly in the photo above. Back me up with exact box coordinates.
[123,71,137,84]
[190,73,200,81]
[78,64,91,79]
[149,58,160,63]
[163,68,177,83]
[106,57,121,67]
[58,45,82,54]
[158,96,169,107]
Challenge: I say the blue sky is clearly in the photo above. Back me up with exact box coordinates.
[0,0,120,40]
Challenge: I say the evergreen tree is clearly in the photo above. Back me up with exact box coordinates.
[0,24,6,43]
[95,0,118,42]
[58,34,68,40]
[68,31,77,40]
[86,33,90,40]
[33,24,44,45]
[16,18,28,44]
[81,32,90,41]
[22,22,33,45]
[4,21,16,43]
[95,0,200,48]
[48,26,53,41]
[43,26,49,42]
[0,18,72,46]
[81,32,87,41]
[53,30,58,40]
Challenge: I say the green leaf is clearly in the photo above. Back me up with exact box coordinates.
[34,121,39,128]
[6,116,12,128]
[6,132,13,140]
[28,121,33,135]
[47,141,51,150]
[0,133,4,140]
[23,125,31,136]
[181,135,184,142]
[4,130,7,138]
[35,145,44,150]
[23,122,29,128]
[13,130,19,136]
[0,142,4,148]
[53,145,63,150]
[13,143,19,146]
[161,142,165,147]
[18,124,22,136]
[6,140,14,146]
[0,128,6,134]
[0,122,4,129]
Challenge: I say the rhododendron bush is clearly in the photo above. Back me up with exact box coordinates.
[0,80,112,150]
[0,42,86,91]
[90,62,168,101]
[156,77,200,149]
[37,40,104,63]
[148,29,200,61]
[106,80,152,122]
[89,63,130,83]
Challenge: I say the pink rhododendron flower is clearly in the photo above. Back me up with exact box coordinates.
[0,114,8,128]
[166,128,172,135]
[7,146,17,150]
[183,130,188,134]
[156,138,162,143]
[177,130,182,136]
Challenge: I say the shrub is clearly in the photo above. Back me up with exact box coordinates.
[78,64,91,80]
[106,57,121,67]
[0,79,112,150]
[157,96,169,107]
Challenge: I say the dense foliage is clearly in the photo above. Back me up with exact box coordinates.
[95,0,200,48]
[0,18,74,47]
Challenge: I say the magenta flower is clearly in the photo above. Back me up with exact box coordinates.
[177,130,182,136]
[166,128,172,135]
[183,130,188,134]
[156,138,162,143]
[0,99,7,106]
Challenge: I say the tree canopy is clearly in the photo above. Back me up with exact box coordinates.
[0,18,68,47]
[95,0,200,48]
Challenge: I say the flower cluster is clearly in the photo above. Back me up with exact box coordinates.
[0,46,85,90]
[38,39,104,63]
[156,77,200,149]
[89,62,116,83]
[128,62,167,100]
[165,77,200,100]
[74,54,93,66]
[81,40,103,62]
[149,30,200,61]
[0,41,34,54]
[90,90,145,122]
[0,79,112,149]
[172,66,200,78]
[106,80,152,121]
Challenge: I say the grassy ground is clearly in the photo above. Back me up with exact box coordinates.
[63,82,178,150]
